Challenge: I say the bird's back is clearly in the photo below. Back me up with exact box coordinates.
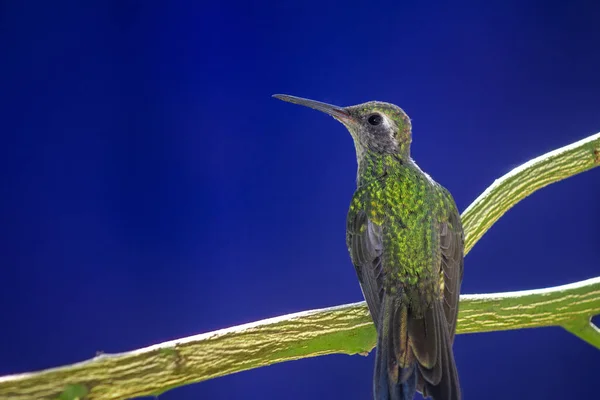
[347,158,464,399]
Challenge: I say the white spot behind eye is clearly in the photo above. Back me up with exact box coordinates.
[380,115,397,137]
[381,114,393,130]
[381,114,400,147]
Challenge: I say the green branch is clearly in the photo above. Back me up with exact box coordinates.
[461,132,600,253]
[1,132,599,400]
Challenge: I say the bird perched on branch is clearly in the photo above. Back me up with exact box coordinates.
[273,94,464,400]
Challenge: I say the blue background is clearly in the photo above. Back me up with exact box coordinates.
[1,1,599,399]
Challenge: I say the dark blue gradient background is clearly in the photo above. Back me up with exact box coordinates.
[1,1,599,399]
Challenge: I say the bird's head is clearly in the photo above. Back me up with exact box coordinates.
[273,94,412,160]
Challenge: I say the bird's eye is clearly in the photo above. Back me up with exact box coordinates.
[367,114,382,126]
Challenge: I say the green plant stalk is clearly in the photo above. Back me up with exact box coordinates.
[0,132,598,400]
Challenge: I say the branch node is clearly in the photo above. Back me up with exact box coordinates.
[563,316,600,350]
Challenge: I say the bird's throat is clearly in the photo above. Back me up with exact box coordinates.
[356,151,407,187]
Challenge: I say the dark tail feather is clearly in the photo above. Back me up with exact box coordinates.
[421,301,461,400]
[374,297,417,400]
[376,297,461,400]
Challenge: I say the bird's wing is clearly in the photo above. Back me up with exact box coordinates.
[346,207,384,327]
[439,203,464,341]
[417,200,464,399]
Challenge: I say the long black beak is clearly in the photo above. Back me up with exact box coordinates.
[272,94,353,122]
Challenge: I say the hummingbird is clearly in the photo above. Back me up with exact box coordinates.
[273,94,464,400]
